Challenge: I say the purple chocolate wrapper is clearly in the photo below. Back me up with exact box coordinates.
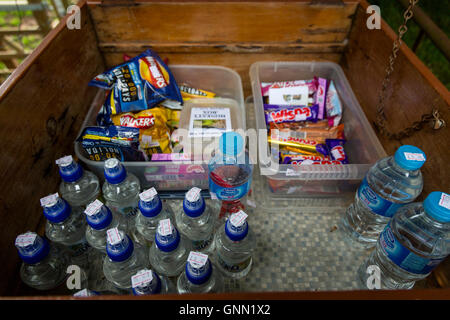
[326,139,348,164]
[264,104,319,124]
[315,77,328,120]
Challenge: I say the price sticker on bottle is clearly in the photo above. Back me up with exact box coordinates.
[131,269,153,288]
[106,227,122,245]
[187,251,208,268]
[439,193,450,210]
[85,199,104,216]
[404,152,426,162]
[40,193,59,208]
[186,187,201,202]
[55,155,73,166]
[158,219,173,236]
[74,289,90,297]
[229,210,248,227]
[139,188,158,202]
[15,232,37,247]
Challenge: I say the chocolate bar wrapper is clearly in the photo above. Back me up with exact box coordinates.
[315,77,328,120]
[269,123,344,142]
[326,139,348,164]
[268,137,328,157]
[264,104,319,125]
[325,80,343,127]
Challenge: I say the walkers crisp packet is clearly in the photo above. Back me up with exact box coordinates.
[89,49,183,114]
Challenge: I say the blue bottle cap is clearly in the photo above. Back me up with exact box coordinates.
[41,194,71,223]
[138,189,162,218]
[154,223,180,252]
[225,219,249,242]
[183,187,206,218]
[56,155,83,183]
[106,229,134,262]
[104,158,127,184]
[131,270,162,295]
[185,258,212,285]
[424,192,450,223]
[85,201,113,230]
[15,232,50,265]
[219,132,244,157]
[394,145,426,171]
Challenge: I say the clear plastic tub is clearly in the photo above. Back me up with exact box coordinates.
[249,61,386,199]
[75,65,245,196]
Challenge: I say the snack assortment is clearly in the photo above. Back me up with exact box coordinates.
[78,50,219,162]
[261,77,348,166]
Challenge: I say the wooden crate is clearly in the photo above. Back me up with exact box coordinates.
[0,0,448,299]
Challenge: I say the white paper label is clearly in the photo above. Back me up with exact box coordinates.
[188,107,232,138]
[439,193,450,210]
[106,227,122,245]
[85,199,104,216]
[286,168,300,176]
[187,251,208,268]
[268,86,309,106]
[139,187,158,202]
[40,193,59,207]
[131,269,153,288]
[186,187,201,202]
[55,155,73,166]
[229,210,248,227]
[15,232,37,247]
[159,219,173,236]
[74,289,90,297]
[404,152,426,161]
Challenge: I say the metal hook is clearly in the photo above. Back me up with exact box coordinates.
[431,109,446,130]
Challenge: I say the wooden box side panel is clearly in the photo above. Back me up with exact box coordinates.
[341,1,450,199]
[0,2,105,296]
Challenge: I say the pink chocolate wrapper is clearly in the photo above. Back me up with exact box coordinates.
[315,77,328,120]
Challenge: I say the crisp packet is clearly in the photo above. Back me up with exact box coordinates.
[264,104,319,124]
[179,84,216,100]
[325,80,343,127]
[111,107,172,156]
[326,139,348,164]
[89,49,183,114]
[78,126,146,161]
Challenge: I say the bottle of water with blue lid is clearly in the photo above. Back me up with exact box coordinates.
[131,269,175,295]
[214,210,254,279]
[341,145,426,248]
[41,193,90,270]
[102,158,140,233]
[208,132,253,222]
[103,227,148,290]
[85,199,127,253]
[135,188,174,248]
[177,251,224,294]
[149,218,191,278]
[175,187,216,254]
[358,191,450,289]
[15,231,70,290]
[56,155,100,210]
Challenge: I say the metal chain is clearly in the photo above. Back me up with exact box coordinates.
[374,0,445,140]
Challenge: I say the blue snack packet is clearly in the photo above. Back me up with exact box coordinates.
[89,49,183,114]
[78,126,146,162]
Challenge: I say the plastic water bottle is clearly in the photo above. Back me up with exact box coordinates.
[15,232,70,290]
[135,188,174,248]
[340,145,426,248]
[149,218,191,277]
[358,192,450,289]
[102,158,140,233]
[103,227,149,290]
[208,132,253,223]
[56,155,100,209]
[40,193,90,270]
[177,251,224,294]
[85,199,127,252]
[131,269,175,295]
[214,210,254,279]
[175,187,216,254]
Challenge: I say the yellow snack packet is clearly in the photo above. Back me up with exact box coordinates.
[179,84,216,101]
[111,107,172,156]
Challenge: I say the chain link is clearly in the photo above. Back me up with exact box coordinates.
[374,0,445,140]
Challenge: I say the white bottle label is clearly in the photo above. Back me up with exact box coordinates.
[403,152,426,161]
[187,251,208,268]
[15,232,37,247]
[159,219,173,236]
[131,269,153,288]
[186,187,201,202]
[55,155,73,166]
[229,210,248,227]
[139,188,158,202]
[40,193,59,207]
[439,193,450,210]
[85,199,104,216]
[106,227,122,245]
